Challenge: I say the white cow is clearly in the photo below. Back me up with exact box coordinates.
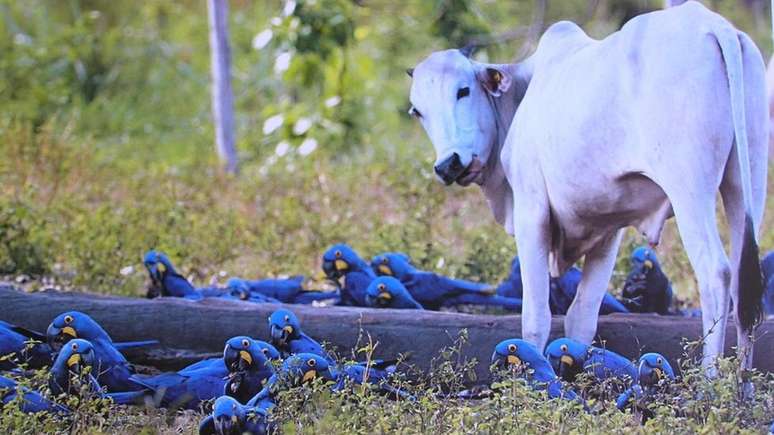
[408,1,768,379]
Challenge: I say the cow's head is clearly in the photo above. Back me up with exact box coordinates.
[408,49,513,186]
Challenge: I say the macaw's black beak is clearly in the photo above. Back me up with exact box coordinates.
[322,260,340,279]
[46,325,73,352]
[557,355,577,381]
[223,345,241,372]
[270,324,292,345]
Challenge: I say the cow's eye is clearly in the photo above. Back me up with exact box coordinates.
[457,87,470,100]
[408,106,422,118]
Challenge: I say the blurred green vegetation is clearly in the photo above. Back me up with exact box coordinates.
[0,0,772,301]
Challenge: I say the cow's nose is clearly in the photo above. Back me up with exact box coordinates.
[434,153,465,185]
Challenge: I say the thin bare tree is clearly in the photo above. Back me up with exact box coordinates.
[207,0,238,174]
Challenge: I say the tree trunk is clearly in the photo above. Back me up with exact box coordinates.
[207,0,238,174]
[2,285,772,383]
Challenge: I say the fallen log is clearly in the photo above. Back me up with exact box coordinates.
[1,284,772,383]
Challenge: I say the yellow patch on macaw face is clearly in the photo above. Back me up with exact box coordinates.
[378,265,393,275]
[652,367,663,380]
[302,370,317,382]
[66,353,81,367]
[283,325,294,335]
[239,350,252,365]
[62,326,77,338]
[644,260,654,269]
[506,355,521,365]
[334,259,348,271]
[378,292,392,300]
[231,415,238,423]
[560,355,574,366]
[157,262,166,273]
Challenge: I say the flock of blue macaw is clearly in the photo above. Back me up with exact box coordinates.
[0,306,688,431]
[2,248,772,434]
[139,245,774,317]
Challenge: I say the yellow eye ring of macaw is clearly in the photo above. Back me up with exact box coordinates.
[62,326,77,338]
[239,350,253,365]
[66,353,81,368]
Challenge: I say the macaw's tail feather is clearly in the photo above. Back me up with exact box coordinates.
[114,340,160,351]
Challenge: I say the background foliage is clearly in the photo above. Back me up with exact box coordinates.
[0,0,772,303]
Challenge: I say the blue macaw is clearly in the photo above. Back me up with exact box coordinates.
[48,339,146,406]
[247,353,337,411]
[268,309,334,364]
[334,362,413,400]
[143,250,227,300]
[199,395,270,435]
[223,336,275,404]
[495,257,628,314]
[365,276,424,309]
[545,338,637,386]
[762,251,774,316]
[616,353,676,420]
[46,311,146,392]
[372,253,520,311]
[227,276,338,305]
[0,320,54,370]
[322,244,374,306]
[491,339,583,404]
[129,355,228,410]
[621,247,674,314]
[255,340,281,362]
[0,375,69,414]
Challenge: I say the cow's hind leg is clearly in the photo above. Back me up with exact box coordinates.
[565,230,623,344]
[669,193,731,376]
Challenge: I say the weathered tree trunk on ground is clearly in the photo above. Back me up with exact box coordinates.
[207,0,238,174]
[1,285,772,383]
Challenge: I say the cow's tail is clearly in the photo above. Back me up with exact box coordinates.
[714,27,764,333]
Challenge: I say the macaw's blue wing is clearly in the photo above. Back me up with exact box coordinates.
[0,375,69,414]
[0,323,53,370]
[339,270,374,307]
[443,293,522,311]
[161,272,200,299]
[129,371,225,410]
[113,340,159,351]
[335,365,414,400]
[599,293,630,314]
[615,384,644,411]
[178,358,228,377]
[89,341,146,392]
[288,333,335,364]
[584,348,637,385]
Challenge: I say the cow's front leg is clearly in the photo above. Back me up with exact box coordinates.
[514,212,552,352]
[565,230,623,344]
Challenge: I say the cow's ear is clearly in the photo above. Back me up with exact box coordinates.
[476,66,511,97]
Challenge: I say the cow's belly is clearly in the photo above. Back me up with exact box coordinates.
[547,172,672,269]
